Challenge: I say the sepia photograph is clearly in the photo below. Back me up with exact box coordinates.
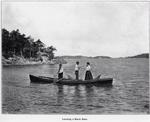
[1,0,149,115]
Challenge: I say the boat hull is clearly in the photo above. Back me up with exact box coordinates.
[29,75,54,83]
[29,74,113,85]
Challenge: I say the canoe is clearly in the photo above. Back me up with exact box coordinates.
[29,74,54,83]
[29,74,113,85]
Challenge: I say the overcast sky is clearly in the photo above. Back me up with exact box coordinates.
[2,2,149,57]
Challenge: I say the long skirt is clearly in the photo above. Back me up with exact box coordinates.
[85,71,93,80]
[58,72,63,79]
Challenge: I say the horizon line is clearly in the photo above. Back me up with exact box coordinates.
[55,52,149,58]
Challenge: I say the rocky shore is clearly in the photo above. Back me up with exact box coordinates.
[2,56,67,66]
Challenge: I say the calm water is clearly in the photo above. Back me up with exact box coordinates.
[2,58,149,114]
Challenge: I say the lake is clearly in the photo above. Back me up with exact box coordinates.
[2,58,149,114]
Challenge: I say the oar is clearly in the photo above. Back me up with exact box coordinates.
[53,73,74,83]
[56,78,63,82]
[95,74,101,80]
[53,73,64,83]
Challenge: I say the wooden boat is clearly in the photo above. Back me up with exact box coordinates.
[29,74,113,85]
[29,74,54,84]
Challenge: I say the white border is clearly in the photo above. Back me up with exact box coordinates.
[0,0,149,122]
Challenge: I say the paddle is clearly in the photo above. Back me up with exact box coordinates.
[95,74,101,80]
[53,72,71,82]
[56,78,63,82]
[53,74,63,83]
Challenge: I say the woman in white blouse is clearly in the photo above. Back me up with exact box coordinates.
[85,62,93,80]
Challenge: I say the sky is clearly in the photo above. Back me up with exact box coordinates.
[2,1,149,57]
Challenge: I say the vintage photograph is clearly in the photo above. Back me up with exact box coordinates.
[2,1,149,114]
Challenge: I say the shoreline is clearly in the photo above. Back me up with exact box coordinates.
[2,57,148,67]
[2,62,57,66]
[3,62,44,66]
[2,56,67,66]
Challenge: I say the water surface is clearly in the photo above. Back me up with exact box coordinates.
[2,58,149,114]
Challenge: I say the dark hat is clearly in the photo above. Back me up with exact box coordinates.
[87,62,90,65]
[76,61,79,64]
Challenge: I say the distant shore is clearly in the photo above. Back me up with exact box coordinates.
[56,53,149,59]
[2,56,67,66]
[2,53,148,66]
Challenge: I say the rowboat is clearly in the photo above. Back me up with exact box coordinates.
[29,74,113,85]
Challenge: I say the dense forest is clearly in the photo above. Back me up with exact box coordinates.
[2,28,56,61]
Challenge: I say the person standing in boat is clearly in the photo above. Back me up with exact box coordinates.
[57,63,63,79]
[75,61,80,80]
[85,62,93,80]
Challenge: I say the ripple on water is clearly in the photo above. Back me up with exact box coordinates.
[2,58,149,114]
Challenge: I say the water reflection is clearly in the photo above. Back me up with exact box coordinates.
[56,85,64,105]
[56,85,96,98]
[56,84,113,99]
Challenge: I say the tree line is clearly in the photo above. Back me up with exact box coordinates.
[2,28,56,61]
